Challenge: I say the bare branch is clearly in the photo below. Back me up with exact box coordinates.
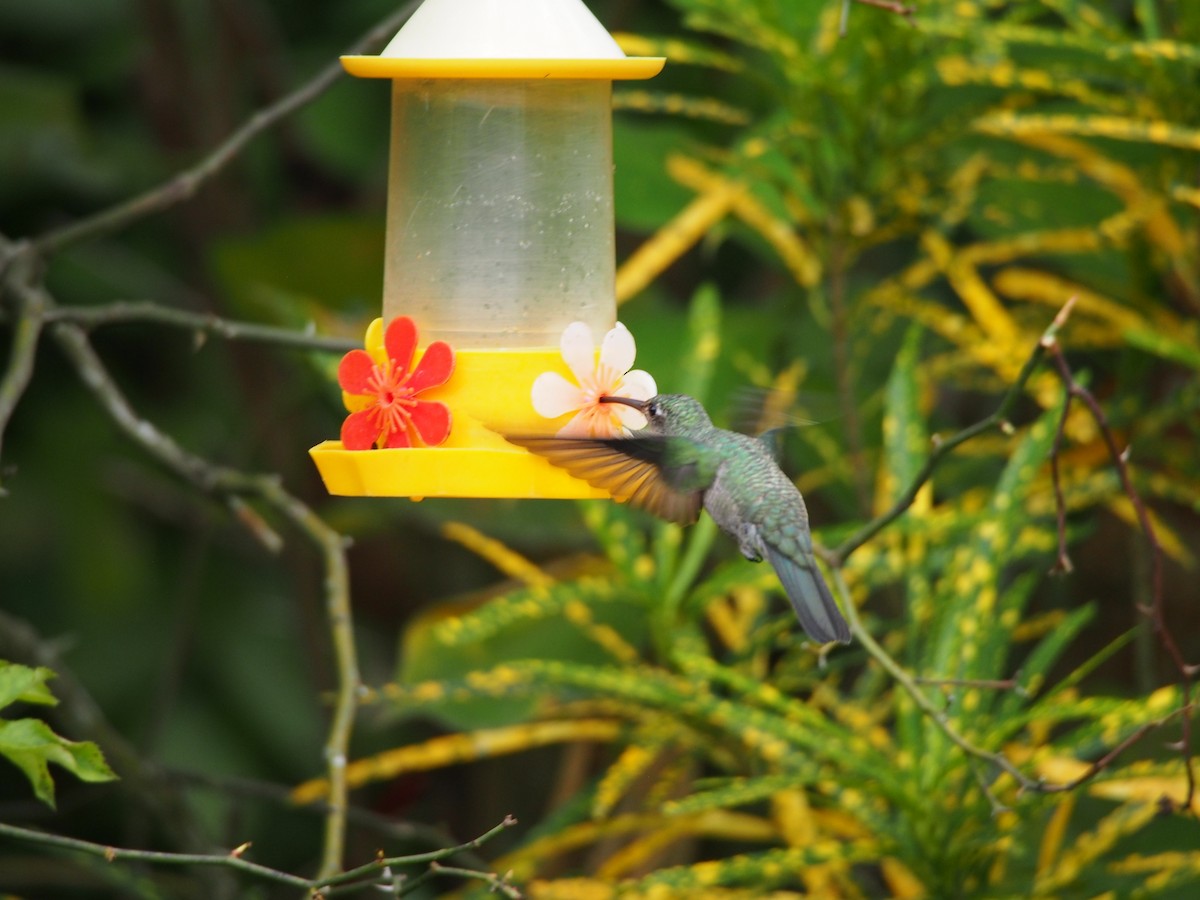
[841,0,916,36]
[831,566,1190,803]
[47,301,357,353]
[828,295,1195,806]
[830,568,1036,800]
[1048,386,1075,574]
[0,822,310,891]
[0,243,46,488]
[0,816,520,896]
[914,675,1025,695]
[49,314,359,874]
[854,0,916,16]
[1044,338,1196,809]
[831,298,1077,565]
[33,1,422,256]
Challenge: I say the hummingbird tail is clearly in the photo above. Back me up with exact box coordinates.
[763,545,851,644]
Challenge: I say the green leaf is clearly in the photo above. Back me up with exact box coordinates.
[1124,325,1200,371]
[0,661,118,807]
[0,717,117,808]
[678,282,723,405]
[883,324,926,498]
[0,660,59,708]
[397,577,649,730]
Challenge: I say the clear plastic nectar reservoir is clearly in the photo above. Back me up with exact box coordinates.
[384,79,614,348]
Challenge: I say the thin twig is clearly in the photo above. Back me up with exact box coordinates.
[49,315,359,874]
[1044,338,1196,809]
[0,243,46,488]
[830,298,1076,565]
[830,567,1035,803]
[6,0,423,882]
[316,816,518,891]
[0,816,519,896]
[1047,382,1075,574]
[835,564,1191,805]
[33,0,421,256]
[424,862,522,899]
[830,297,1196,808]
[47,301,356,353]
[0,610,235,897]
[841,0,917,35]
[0,822,311,890]
[914,675,1025,695]
[854,0,916,15]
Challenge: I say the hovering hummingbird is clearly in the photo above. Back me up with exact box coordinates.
[508,394,851,644]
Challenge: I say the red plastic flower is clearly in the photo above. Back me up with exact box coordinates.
[337,317,454,450]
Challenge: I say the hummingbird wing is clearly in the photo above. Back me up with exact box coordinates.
[762,542,850,644]
[506,435,713,525]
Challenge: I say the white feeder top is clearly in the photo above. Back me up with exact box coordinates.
[342,0,664,80]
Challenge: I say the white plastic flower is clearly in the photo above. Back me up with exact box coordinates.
[531,321,658,438]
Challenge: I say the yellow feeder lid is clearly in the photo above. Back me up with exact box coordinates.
[341,0,665,79]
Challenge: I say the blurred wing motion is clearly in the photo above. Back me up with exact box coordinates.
[506,435,710,526]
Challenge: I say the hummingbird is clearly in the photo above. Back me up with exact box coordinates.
[508,394,851,644]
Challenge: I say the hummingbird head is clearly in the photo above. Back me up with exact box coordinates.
[600,393,712,434]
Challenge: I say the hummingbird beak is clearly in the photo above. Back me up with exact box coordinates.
[599,395,648,411]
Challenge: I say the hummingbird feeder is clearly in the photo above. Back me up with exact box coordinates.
[309,0,665,498]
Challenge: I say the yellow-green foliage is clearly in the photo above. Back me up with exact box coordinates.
[315,1,1199,895]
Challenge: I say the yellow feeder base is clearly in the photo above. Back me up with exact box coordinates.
[310,322,609,499]
[310,442,607,499]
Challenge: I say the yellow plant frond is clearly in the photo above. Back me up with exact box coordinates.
[869,285,984,348]
[527,877,615,900]
[920,229,1022,347]
[418,571,622,649]
[616,160,744,304]
[1104,854,1200,897]
[770,789,850,895]
[1010,609,1068,644]
[1036,756,1199,816]
[562,597,642,664]
[880,857,926,898]
[595,810,778,880]
[1140,470,1200,530]
[1033,802,1161,893]
[1002,131,1187,258]
[1035,791,1077,882]
[939,153,991,230]
[1106,495,1196,567]
[529,881,805,900]
[729,190,821,288]
[1171,184,1200,210]
[669,155,821,287]
[936,56,1135,114]
[290,718,621,803]
[705,586,767,653]
[612,33,744,72]
[924,18,1200,66]
[441,521,553,589]
[496,810,776,883]
[978,111,1200,152]
[615,90,750,125]
[962,226,1107,266]
[593,741,661,819]
[633,841,879,893]
[594,822,689,880]
[993,269,1147,333]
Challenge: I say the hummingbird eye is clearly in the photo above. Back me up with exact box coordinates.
[647,401,662,419]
